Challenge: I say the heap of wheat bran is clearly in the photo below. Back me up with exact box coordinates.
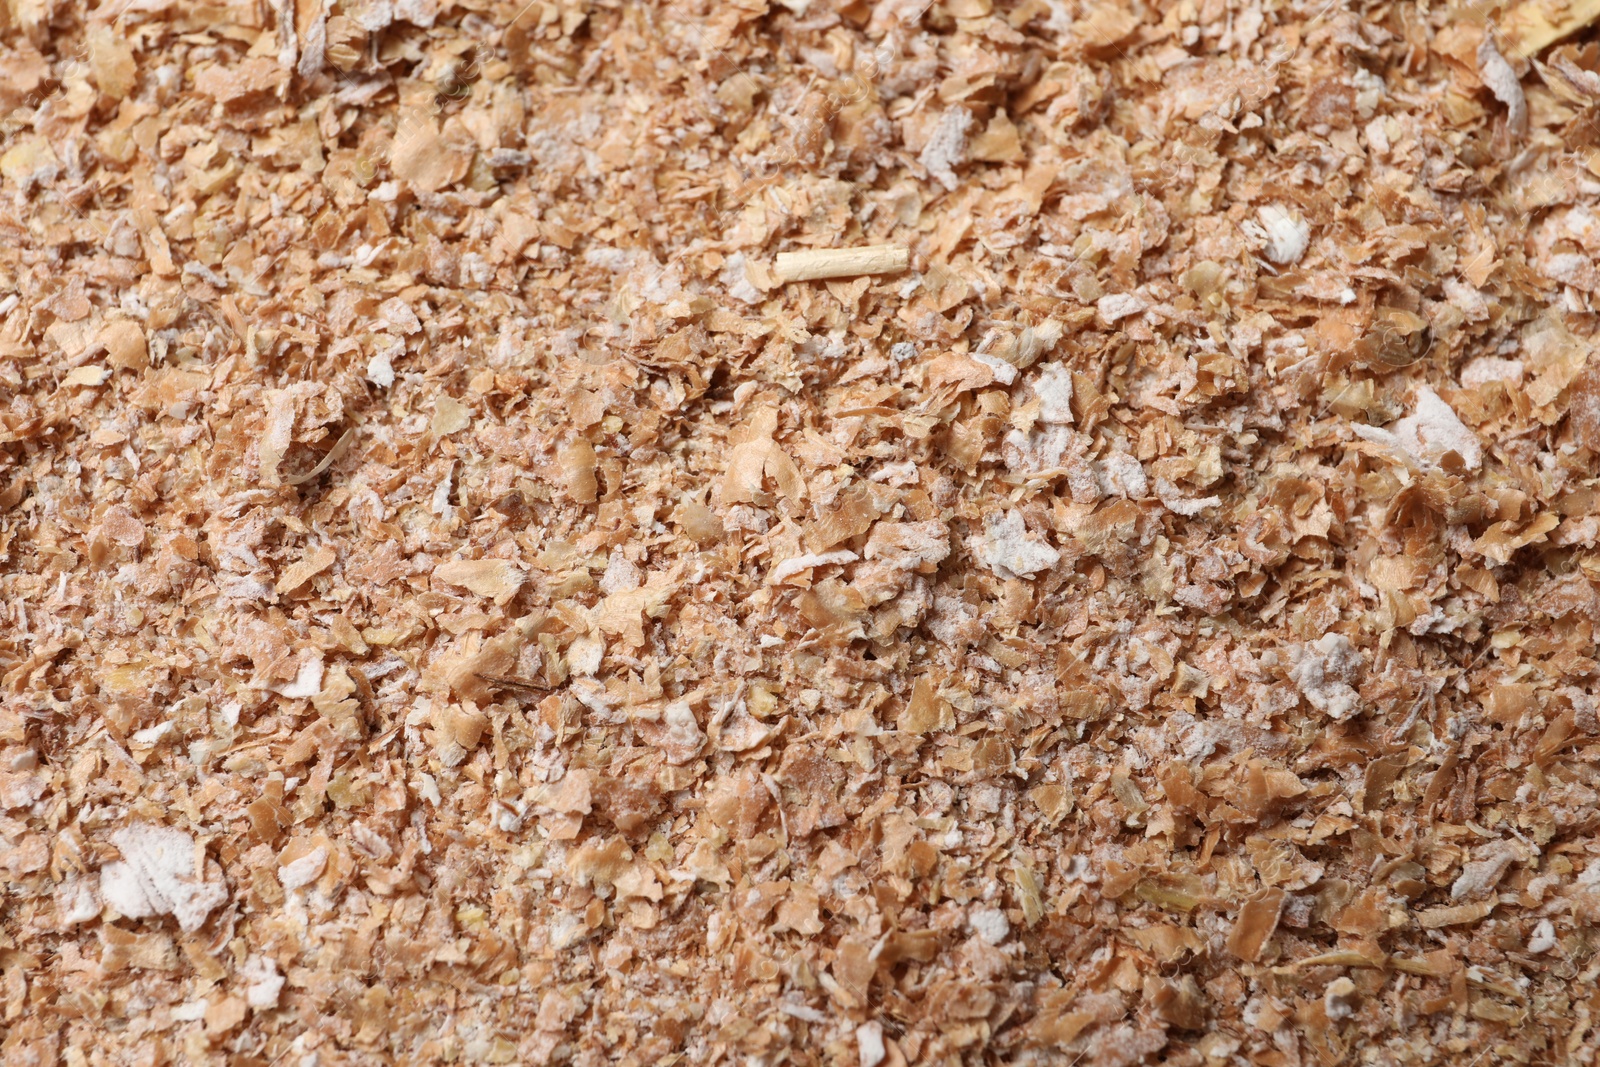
[3,0,1600,1064]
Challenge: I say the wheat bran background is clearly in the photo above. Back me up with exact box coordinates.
[3,0,1600,1064]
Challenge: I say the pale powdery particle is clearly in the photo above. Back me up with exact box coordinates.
[278,846,329,890]
[720,252,763,305]
[1582,863,1600,891]
[1461,355,1524,388]
[100,824,228,933]
[1528,918,1557,954]
[55,878,100,926]
[366,351,395,388]
[770,550,858,584]
[378,296,421,335]
[868,459,919,485]
[1290,633,1363,721]
[1094,452,1149,498]
[583,246,632,271]
[976,510,1059,579]
[863,521,950,570]
[1033,362,1075,424]
[1443,277,1492,321]
[1324,977,1358,1021]
[969,906,1010,945]
[242,956,285,1009]
[1352,66,1386,116]
[599,553,643,594]
[1257,205,1310,265]
[660,701,706,765]
[1351,386,1482,470]
[1096,292,1148,325]
[1156,478,1221,516]
[1451,842,1519,900]
[1477,34,1527,134]
[1003,424,1078,476]
[1395,387,1482,469]
[549,910,586,950]
[971,349,1018,385]
[131,721,173,746]
[856,1021,887,1067]
[919,107,972,192]
[1364,115,1391,156]
[431,468,455,517]
[394,0,438,28]
[568,634,603,677]
[270,655,324,699]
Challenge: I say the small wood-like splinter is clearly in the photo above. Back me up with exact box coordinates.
[774,245,909,282]
[477,674,551,695]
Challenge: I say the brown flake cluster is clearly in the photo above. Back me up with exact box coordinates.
[2,0,1600,1064]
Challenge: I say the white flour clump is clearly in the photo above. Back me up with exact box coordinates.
[969,906,1011,945]
[919,107,972,191]
[975,510,1059,579]
[100,824,228,933]
[1034,362,1075,424]
[242,956,286,1009]
[1096,292,1147,325]
[1256,205,1310,264]
[1395,387,1482,468]
[1095,451,1149,499]
[1290,633,1364,721]
[1352,386,1482,470]
[1451,842,1520,900]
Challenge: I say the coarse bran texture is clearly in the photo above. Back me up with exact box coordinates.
[2,1,1600,1065]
